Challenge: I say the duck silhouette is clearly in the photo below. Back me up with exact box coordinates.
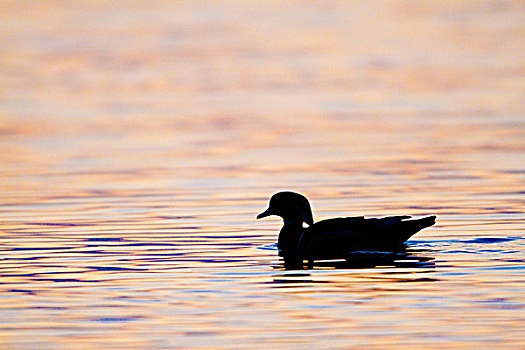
[257,191,436,268]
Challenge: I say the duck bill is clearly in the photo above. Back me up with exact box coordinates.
[256,209,272,219]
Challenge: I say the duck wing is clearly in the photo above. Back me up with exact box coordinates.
[375,215,436,244]
[300,215,436,260]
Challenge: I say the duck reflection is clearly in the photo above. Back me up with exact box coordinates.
[271,247,435,287]
[278,246,435,270]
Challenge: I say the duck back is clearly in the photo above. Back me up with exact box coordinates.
[299,215,436,260]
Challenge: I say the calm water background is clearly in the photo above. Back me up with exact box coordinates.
[1,1,524,349]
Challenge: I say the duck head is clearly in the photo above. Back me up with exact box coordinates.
[257,191,314,225]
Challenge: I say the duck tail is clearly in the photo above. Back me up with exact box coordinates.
[422,215,437,228]
[398,215,436,243]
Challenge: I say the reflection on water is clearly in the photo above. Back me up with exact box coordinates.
[278,248,435,271]
[1,1,525,349]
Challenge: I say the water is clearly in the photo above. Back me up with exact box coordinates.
[1,1,524,349]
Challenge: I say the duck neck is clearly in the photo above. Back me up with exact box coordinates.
[277,222,304,255]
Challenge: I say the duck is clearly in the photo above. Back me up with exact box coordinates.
[257,191,436,268]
